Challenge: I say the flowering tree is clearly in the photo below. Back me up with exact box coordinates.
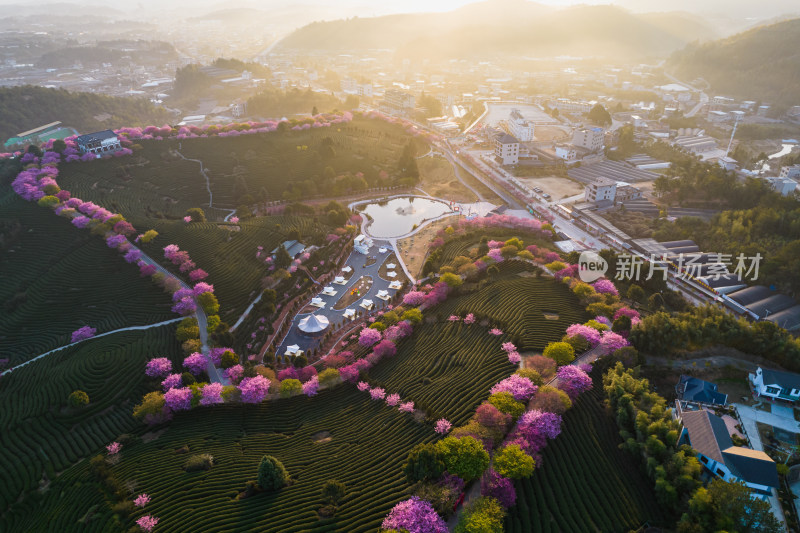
[434,419,452,434]
[200,382,224,405]
[386,393,401,406]
[230,216,239,224]
[302,376,319,396]
[464,313,476,324]
[599,331,629,355]
[189,268,209,281]
[161,373,182,391]
[490,375,537,402]
[225,364,244,383]
[106,442,122,455]
[183,353,207,375]
[164,387,193,411]
[134,494,151,508]
[593,279,619,295]
[193,282,214,296]
[139,262,157,277]
[136,516,159,532]
[501,342,516,353]
[369,387,386,400]
[556,366,593,399]
[372,339,397,358]
[488,328,503,336]
[71,326,96,343]
[124,248,142,264]
[145,357,172,378]
[480,469,517,508]
[507,351,521,364]
[358,327,382,347]
[239,375,270,403]
[381,496,448,533]
[518,410,563,439]
[399,401,415,413]
[565,324,601,347]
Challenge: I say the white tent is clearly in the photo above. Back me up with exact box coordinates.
[343,308,355,319]
[389,280,402,289]
[333,276,346,285]
[322,286,337,296]
[342,266,352,273]
[285,344,300,355]
[386,263,396,269]
[378,246,388,254]
[387,271,397,278]
[311,297,325,308]
[376,290,390,301]
[360,299,374,310]
[298,314,330,334]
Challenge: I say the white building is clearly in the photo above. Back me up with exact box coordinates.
[573,127,604,153]
[555,144,577,162]
[751,367,800,401]
[494,133,520,165]
[707,110,730,123]
[383,88,415,111]
[75,130,121,155]
[508,108,535,142]
[354,234,373,254]
[780,165,800,180]
[341,77,373,97]
[584,177,616,204]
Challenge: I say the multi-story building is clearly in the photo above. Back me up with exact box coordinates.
[383,88,415,111]
[508,108,535,142]
[584,177,616,203]
[572,127,604,153]
[75,130,121,155]
[494,133,520,165]
[780,165,800,180]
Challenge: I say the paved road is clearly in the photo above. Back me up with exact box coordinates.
[276,247,397,356]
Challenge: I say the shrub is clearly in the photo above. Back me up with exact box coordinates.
[526,355,556,380]
[318,368,340,385]
[279,379,302,397]
[197,291,220,314]
[514,368,543,386]
[184,454,214,471]
[257,455,288,490]
[404,443,445,483]
[321,480,346,506]
[132,391,165,420]
[434,436,489,482]
[493,445,535,479]
[68,390,89,408]
[529,385,572,414]
[440,272,463,288]
[181,372,197,385]
[543,341,575,365]
[220,350,238,369]
[186,207,206,222]
[455,496,505,533]
[487,392,526,418]
[561,334,589,354]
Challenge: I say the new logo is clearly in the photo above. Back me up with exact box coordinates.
[578,251,608,283]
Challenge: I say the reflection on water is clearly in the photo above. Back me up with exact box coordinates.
[360,197,452,238]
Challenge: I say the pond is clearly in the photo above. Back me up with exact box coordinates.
[359,197,452,238]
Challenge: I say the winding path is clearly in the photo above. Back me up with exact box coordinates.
[174,150,214,208]
[1,318,185,376]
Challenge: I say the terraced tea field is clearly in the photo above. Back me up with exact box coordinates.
[0,193,174,363]
[0,325,183,521]
[504,379,668,533]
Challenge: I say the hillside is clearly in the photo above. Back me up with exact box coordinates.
[668,18,800,107]
[0,86,171,145]
[277,1,715,60]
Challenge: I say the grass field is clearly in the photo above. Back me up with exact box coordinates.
[55,117,418,221]
[0,325,184,523]
[0,191,175,363]
[504,373,668,533]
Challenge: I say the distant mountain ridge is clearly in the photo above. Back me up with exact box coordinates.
[668,18,800,107]
[277,0,717,59]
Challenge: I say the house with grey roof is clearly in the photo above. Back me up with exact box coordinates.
[271,240,305,259]
[676,375,727,405]
[75,129,121,155]
[678,408,778,498]
[750,366,800,403]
